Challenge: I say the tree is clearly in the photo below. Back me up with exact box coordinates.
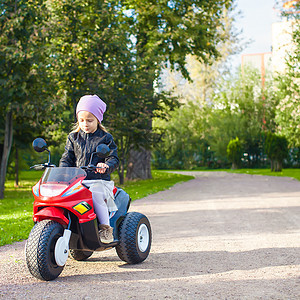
[159,5,241,105]
[0,0,52,198]
[275,21,300,147]
[227,137,242,169]
[153,5,241,170]
[122,0,235,179]
[9,114,45,186]
[153,64,280,170]
[153,101,210,169]
[46,0,160,184]
[46,0,121,117]
[208,66,278,166]
[106,79,172,183]
[265,132,288,172]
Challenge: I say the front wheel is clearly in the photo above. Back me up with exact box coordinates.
[116,212,152,264]
[25,220,64,281]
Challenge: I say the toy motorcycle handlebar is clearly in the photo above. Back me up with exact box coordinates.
[31,137,111,172]
[30,163,56,171]
[81,165,107,173]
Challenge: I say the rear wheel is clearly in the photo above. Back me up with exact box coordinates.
[116,212,151,264]
[69,249,93,261]
[25,220,64,281]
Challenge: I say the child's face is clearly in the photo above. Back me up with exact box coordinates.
[77,111,98,134]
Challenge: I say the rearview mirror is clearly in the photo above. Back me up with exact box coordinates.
[96,144,111,158]
[32,138,48,153]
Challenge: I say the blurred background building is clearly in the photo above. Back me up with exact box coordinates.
[241,0,298,75]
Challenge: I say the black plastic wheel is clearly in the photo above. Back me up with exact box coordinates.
[69,249,93,261]
[116,212,151,264]
[25,220,64,281]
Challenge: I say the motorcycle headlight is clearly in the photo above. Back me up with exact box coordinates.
[40,184,68,197]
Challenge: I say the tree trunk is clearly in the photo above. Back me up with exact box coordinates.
[118,164,125,185]
[0,111,13,199]
[126,148,152,180]
[15,147,19,187]
[117,136,126,185]
[126,114,153,180]
[231,162,238,170]
[274,160,282,172]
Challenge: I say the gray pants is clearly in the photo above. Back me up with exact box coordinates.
[91,189,109,225]
[82,180,110,226]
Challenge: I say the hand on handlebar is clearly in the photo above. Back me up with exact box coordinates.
[95,162,109,174]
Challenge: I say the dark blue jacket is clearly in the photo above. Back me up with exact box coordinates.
[59,128,119,180]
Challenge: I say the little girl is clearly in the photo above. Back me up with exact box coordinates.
[59,94,119,243]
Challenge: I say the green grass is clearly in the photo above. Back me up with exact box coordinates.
[0,170,193,247]
[0,171,42,246]
[225,168,300,181]
[177,168,300,181]
[117,170,194,201]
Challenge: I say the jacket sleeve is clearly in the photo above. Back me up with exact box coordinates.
[104,134,119,175]
[59,135,76,167]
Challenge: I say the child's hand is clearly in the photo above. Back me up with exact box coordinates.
[96,163,109,174]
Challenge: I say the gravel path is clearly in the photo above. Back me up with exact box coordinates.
[0,171,299,299]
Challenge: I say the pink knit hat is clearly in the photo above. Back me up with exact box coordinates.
[76,95,106,123]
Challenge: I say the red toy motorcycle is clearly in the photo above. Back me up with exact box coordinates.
[25,138,152,281]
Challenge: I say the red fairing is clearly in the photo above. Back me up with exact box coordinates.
[33,177,97,224]
[33,207,69,226]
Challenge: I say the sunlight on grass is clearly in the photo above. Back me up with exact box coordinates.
[120,170,194,200]
[226,168,300,181]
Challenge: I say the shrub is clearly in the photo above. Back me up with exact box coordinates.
[227,137,242,169]
[265,132,288,172]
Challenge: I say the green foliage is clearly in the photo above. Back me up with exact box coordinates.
[0,0,236,185]
[124,0,235,78]
[265,132,289,172]
[154,66,278,170]
[119,0,235,179]
[152,5,240,171]
[159,5,241,105]
[153,102,212,169]
[47,0,129,108]
[209,66,278,164]
[0,0,48,197]
[0,0,56,117]
[275,21,300,147]
[227,137,242,169]
[44,0,181,182]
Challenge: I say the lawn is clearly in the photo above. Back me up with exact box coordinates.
[0,170,194,247]
[168,168,300,181]
[226,168,300,181]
